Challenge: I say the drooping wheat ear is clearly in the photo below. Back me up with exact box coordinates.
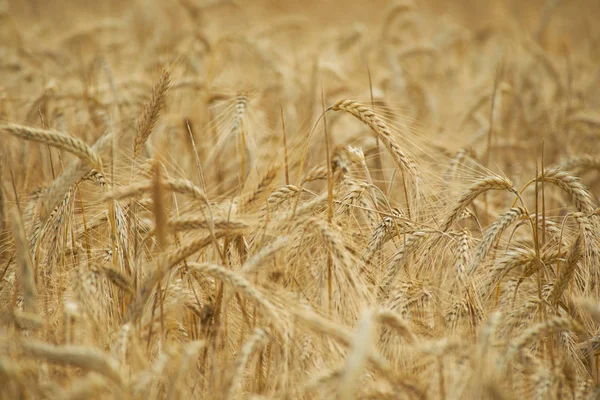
[22,340,122,386]
[337,180,369,215]
[477,247,537,302]
[0,123,102,169]
[103,177,209,205]
[330,99,418,179]
[558,155,600,174]
[292,305,392,376]
[467,207,527,274]
[186,262,279,323]
[361,209,414,265]
[375,308,417,343]
[227,328,266,400]
[441,176,515,232]
[548,217,585,304]
[507,317,583,361]
[166,340,205,400]
[101,266,134,294]
[241,235,290,274]
[241,163,280,208]
[9,207,37,314]
[274,192,328,226]
[338,308,377,399]
[166,231,230,268]
[379,230,428,297]
[0,160,4,233]
[301,164,328,183]
[132,68,170,159]
[267,185,303,209]
[537,167,596,214]
[84,169,106,186]
[165,216,250,234]
[41,132,112,221]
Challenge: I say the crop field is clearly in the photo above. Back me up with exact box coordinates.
[1,0,600,398]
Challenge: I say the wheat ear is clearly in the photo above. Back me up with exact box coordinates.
[133,68,170,159]
[330,99,418,180]
[1,123,102,168]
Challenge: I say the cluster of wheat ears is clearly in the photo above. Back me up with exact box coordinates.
[1,0,600,398]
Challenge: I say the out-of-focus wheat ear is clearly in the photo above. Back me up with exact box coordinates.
[549,219,585,304]
[230,93,248,138]
[40,132,112,221]
[132,68,170,159]
[227,328,266,400]
[337,308,376,399]
[468,207,527,274]
[61,374,113,400]
[21,340,123,386]
[166,231,230,268]
[558,155,600,174]
[241,235,289,275]
[360,209,410,265]
[102,178,209,205]
[375,308,417,343]
[291,306,392,377]
[441,176,515,232]
[0,123,102,169]
[379,230,428,298]
[507,317,583,362]
[241,162,280,209]
[101,266,134,295]
[186,262,279,323]
[163,216,250,234]
[9,207,37,314]
[380,1,416,40]
[166,340,205,400]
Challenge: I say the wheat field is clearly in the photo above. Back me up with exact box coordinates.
[1,0,600,398]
